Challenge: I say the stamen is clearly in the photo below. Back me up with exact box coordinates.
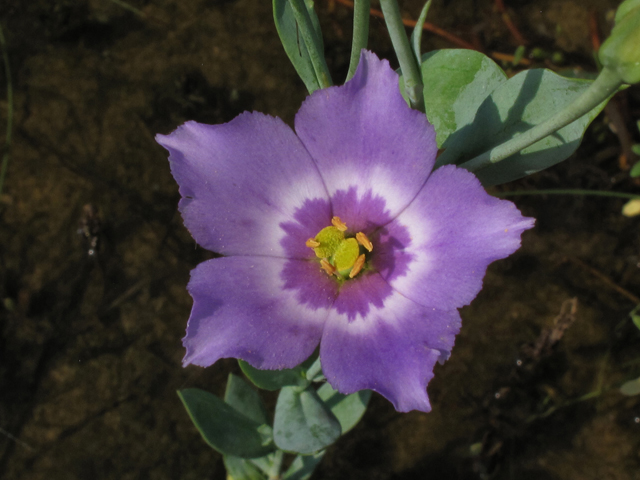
[349,254,366,278]
[305,238,321,248]
[320,258,337,276]
[355,232,373,252]
[331,216,348,232]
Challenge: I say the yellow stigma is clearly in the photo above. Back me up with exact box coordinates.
[331,216,348,232]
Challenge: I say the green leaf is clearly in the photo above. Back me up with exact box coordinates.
[283,451,326,480]
[239,359,309,391]
[419,49,507,148]
[224,374,269,425]
[316,384,370,435]
[410,0,432,65]
[631,312,640,331]
[273,0,324,93]
[273,386,341,454]
[178,388,275,458]
[620,376,640,396]
[223,455,267,480]
[437,68,609,186]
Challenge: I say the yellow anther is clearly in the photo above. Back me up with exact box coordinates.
[349,254,366,278]
[305,238,321,248]
[355,232,373,252]
[331,216,348,232]
[320,258,337,276]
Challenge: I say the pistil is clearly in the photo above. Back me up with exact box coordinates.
[305,217,374,280]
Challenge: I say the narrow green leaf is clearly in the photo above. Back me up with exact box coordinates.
[316,384,371,435]
[224,374,269,425]
[273,0,326,93]
[620,376,640,396]
[410,0,432,64]
[239,359,308,391]
[283,451,326,480]
[223,455,267,480]
[631,312,640,330]
[273,386,341,454]
[437,68,608,186]
[178,388,275,458]
[420,49,507,148]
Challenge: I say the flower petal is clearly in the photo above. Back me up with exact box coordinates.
[295,51,437,217]
[156,113,329,256]
[385,165,534,310]
[320,277,461,413]
[183,256,335,369]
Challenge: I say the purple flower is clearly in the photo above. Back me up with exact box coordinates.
[156,51,534,413]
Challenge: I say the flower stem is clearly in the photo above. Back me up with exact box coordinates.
[288,0,333,89]
[379,0,424,110]
[0,23,13,198]
[346,0,370,81]
[268,449,284,480]
[460,66,624,173]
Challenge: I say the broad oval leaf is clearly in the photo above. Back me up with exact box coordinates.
[239,359,309,391]
[273,386,341,454]
[224,373,269,425]
[436,68,609,186]
[316,383,370,435]
[178,388,275,458]
[421,49,507,148]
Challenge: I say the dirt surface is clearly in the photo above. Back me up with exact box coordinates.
[1,0,639,479]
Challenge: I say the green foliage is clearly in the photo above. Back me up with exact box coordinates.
[177,387,274,458]
[418,49,507,148]
[283,451,326,480]
[273,0,325,93]
[436,68,607,185]
[239,359,310,391]
[224,374,269,424]
[223,455,267,480]
[316,383,370,435]
[273,386,342,454]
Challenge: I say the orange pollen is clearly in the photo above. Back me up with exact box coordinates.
[320,258,337,276]
[331,216,348,232]
[355,232,373,252]
[349,254,366,278]
[305,238,321,248]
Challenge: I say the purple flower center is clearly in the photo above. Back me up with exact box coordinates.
[279,187,414,320]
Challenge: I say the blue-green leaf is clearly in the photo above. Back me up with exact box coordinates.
[437,68,609,186]
[223,455,267,480]
[273,0,324,93]
[178,388,275,458]
[316,384,371,435]
[273,386,341,454]
[283,451,326,480]
[224,373,269,425]
[410,0,432,65]
[420,49,507,148]
[239,359,309,391]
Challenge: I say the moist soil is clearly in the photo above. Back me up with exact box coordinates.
[1,0,639,479]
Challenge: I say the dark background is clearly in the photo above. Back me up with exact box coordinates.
[1,0,639,479]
